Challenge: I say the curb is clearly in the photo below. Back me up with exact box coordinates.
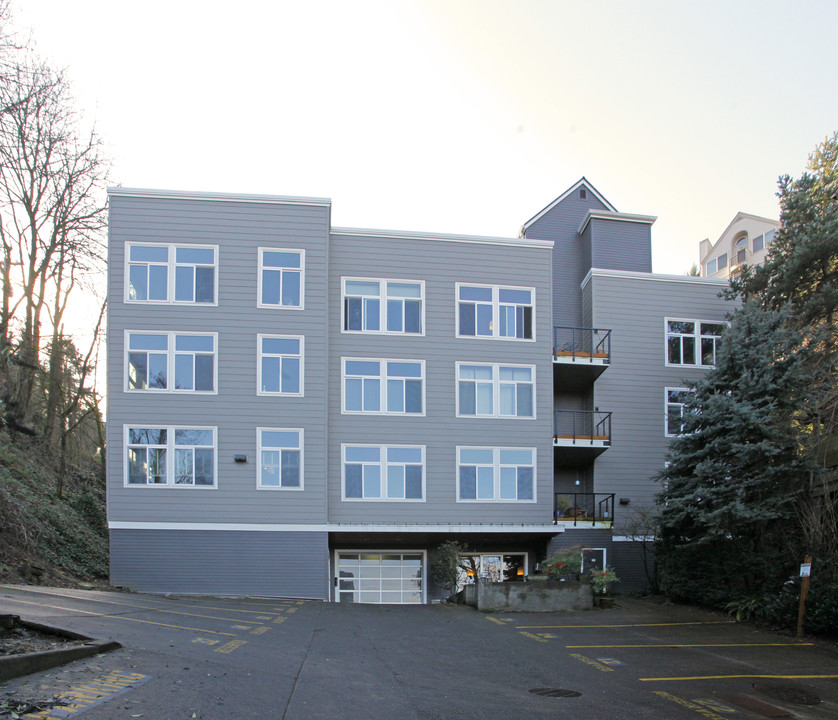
[0,616,122,682]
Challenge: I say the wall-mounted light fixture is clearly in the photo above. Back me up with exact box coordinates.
[234,455,247,463]
[619,497,630,505]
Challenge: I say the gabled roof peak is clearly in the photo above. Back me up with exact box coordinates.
[521,177,617,234]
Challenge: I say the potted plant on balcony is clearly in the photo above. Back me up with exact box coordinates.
[554,494,572,519]
[590,565,619,607]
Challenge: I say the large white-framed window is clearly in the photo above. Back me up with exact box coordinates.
[342,444,425,501]
[126,243,217,305]
[124,426,216,488]
[342,278,424,335]
[125,331,217,393]
[456,283,534,340]
[257,428,303,490]
[342,358,425,415]
[665,318,726,368]
[257,335,303,396]
[665,387,694,437]
[457,447,536,502]
[258,248,304,309]
[456,362,535,418]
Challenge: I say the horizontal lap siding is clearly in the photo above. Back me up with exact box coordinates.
[107,195,330,525]
[590,273,734,516]
[109,529,328,597]
[590,219,652,273]
[327,233,554,525]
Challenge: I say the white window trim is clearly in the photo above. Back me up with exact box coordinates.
[341,276,426,336]
[257,247,305,310]
[664,386,693,437]
[455,282,536,342]
[124,330,218,394]
[664,317,727,369]
[332,549,427,604]
[256,334,305,397]
[124,242,219,306]
[455,361,537,419]
[341,357,426,416]
[123,424,217,489]
[257,427,304,491]
[456,446,537,503]
[340,443,426,502]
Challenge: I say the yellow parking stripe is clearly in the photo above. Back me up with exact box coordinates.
[641,673,838,682]
[517,621,736,629]
[568,642,814,648]
[0,587,269,624]
[4,597,236,636]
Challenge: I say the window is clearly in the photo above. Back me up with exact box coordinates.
[717,252,728,270]
[342,278,423,334]
[258,335,303,395]
[457,284,534,340]
[752,234,764,252]
[126,243,217,304]
[258,428,303,489]
[126,332,216,392]
[342,359,424,415]
[457,363,534,418]
[258,248,303,308]
[665,388,693,437]
[342,445,424,501]
[705,257,717,275]
[125,426,216,487]
[665,319,725,367]
[736,248,747,264]
[457,447,536,502]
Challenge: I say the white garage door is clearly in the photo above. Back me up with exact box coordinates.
[337,552,424,604]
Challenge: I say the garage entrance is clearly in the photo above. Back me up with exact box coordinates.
[336,551,425,604]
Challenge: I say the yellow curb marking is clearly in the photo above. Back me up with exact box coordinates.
[518,621,736,629]
[519,631,548,643]
[652,691,730,720]
[568,642,815,648]
[569,653,614,672]
[23,671,150,719]
[214,639,247,654]
[642,673,838,682]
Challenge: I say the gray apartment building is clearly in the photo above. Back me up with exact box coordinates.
[106,178,731,602]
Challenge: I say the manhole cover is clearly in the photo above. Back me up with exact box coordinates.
[753,682,821,706]
[528,688,582,698]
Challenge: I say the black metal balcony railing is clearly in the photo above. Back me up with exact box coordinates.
[554,492,615,526]
[553,327,611,363]
[553,410,612,445]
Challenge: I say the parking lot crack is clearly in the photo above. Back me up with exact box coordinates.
[280,601,323,720]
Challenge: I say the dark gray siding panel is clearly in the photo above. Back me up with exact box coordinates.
[611,540,655,593]
[107,195,330,525]
[590,273,735,520]
[110,529,329,597]
[526,192,609,327]
[590,218,652,273]
[328,233,554,525]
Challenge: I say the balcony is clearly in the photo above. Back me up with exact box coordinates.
[553,410,611,460]
[554,492,615,526]
[553,327,610,390]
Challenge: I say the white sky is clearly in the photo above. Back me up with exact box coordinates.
[13,0,838,275]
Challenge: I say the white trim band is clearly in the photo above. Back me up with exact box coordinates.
[108,187,331,207]
[332,227,553,249]
[108,521,562,533]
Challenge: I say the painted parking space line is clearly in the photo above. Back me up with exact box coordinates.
[519,631,548,643]
[192,638,221,645]
[567,642,815,648]
[3,596,237,636]
[0,586,272,625]
[22,671,150,719]
[517,621,737,629]
[214,639,247,654]
[273,616,287,624]
[596,658,624,666]
[250,626,271,635]
[692,698,739,714]
[653,691,731,720]
[485,617,506,626]
[641,673,838,682]
[569,654,614,672]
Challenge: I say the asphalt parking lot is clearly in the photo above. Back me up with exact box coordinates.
[1,585,837,720]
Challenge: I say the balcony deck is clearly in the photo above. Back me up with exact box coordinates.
[553,410,611,459]
[553,327,610,390]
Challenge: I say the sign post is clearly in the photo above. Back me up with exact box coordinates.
[796,555,812,638]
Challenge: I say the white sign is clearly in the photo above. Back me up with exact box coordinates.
[800,563,811,578]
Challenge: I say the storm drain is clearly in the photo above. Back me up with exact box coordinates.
[528,688,582,699]
[753,682,821,706]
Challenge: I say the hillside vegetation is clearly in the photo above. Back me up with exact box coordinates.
[0,432,108,586]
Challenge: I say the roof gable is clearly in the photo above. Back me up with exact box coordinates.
[521,177,617,233]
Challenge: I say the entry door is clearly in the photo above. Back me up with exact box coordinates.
[337,552,424,604]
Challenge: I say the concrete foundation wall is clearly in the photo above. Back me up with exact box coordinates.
[463,581,593,612]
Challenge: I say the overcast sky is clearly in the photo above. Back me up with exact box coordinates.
[13,0,838,274]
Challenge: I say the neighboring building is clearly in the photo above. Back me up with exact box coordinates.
[106,179,732,601]
[698,212,779,279]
